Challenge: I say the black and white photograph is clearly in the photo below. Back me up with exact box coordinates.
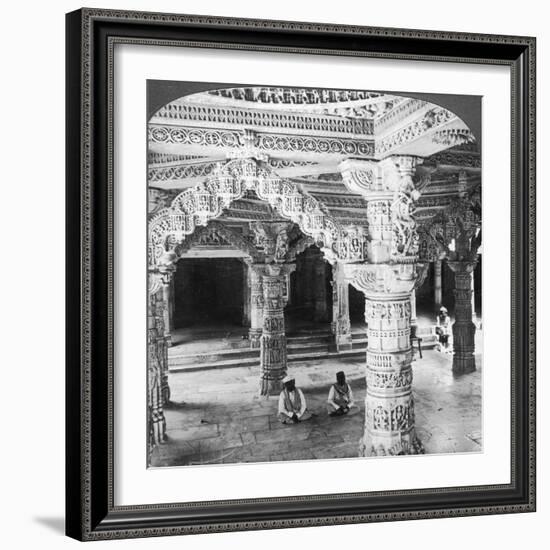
[147,82,483,468]
[0,0,534,545]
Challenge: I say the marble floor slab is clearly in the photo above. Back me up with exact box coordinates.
[151,343,482,468]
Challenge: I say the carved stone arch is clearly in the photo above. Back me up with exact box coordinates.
[170,220,264,262]
[149,157,368,267]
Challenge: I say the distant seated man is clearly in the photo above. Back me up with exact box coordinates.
[436,306,452,353]
[327,371,359,417]
[278,376,311,424]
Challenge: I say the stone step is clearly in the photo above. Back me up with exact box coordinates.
[169,346,366,373]
[288,348,365,362]
[167,342,442,373]
[169,355,260,372]
[168,331,438,372]
[289,343,331,355]
[169,341,333,369]
[169,334,331,358]
[169,346,258,365]
[168,335,366,372]
[287,334,332,345]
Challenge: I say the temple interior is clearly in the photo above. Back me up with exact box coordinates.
[147,85,482,466]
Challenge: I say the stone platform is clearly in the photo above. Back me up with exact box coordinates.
[151,341,482,467]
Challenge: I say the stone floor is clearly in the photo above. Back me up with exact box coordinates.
[150,338,482,467]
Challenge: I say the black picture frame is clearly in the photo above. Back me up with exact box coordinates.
[66,8,536,541]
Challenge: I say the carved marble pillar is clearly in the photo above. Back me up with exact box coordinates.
[341,155,424,456]
[248,264,264,349]
[259,265,292,396]
[434,259,443,309]
[158,272,174,403]
[471,270,477,325]
[349,264,424,456]
[259,264,296,396]
[242,261,251,328]
[148,276,168,447]
[331,262,352,351]
[313,260,328,322]
[448,260,477,374]
[161,284,172,347]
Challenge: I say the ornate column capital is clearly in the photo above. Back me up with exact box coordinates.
[248,261,297,276]
[379,154,423,195]
[339,155,425,264]
[266,262,296,276]
[250,221,294,264]
[340,155,424,196]
[248,261,267,276]
[447,258,478,275]
[344,262,422,300]
[339,158,381,195]
[383,154,423,176]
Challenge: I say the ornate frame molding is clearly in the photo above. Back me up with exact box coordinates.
[66,8,536,541]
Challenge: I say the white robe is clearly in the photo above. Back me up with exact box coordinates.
[327,384,355,412]
[278,388,307,419]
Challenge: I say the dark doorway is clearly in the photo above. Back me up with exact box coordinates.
[288,244,332,326]
[173,257,245,329]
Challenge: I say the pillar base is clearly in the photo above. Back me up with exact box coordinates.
[360,429,424,457]
[452,319,476,375]
[335,333,353,352]
[259,376,284,397]
[150,413,167,446]
[452,356,476,375]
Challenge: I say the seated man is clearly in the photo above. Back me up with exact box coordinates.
[327,371,359,417]
[278,376,311,424]
[436,306,452,353]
